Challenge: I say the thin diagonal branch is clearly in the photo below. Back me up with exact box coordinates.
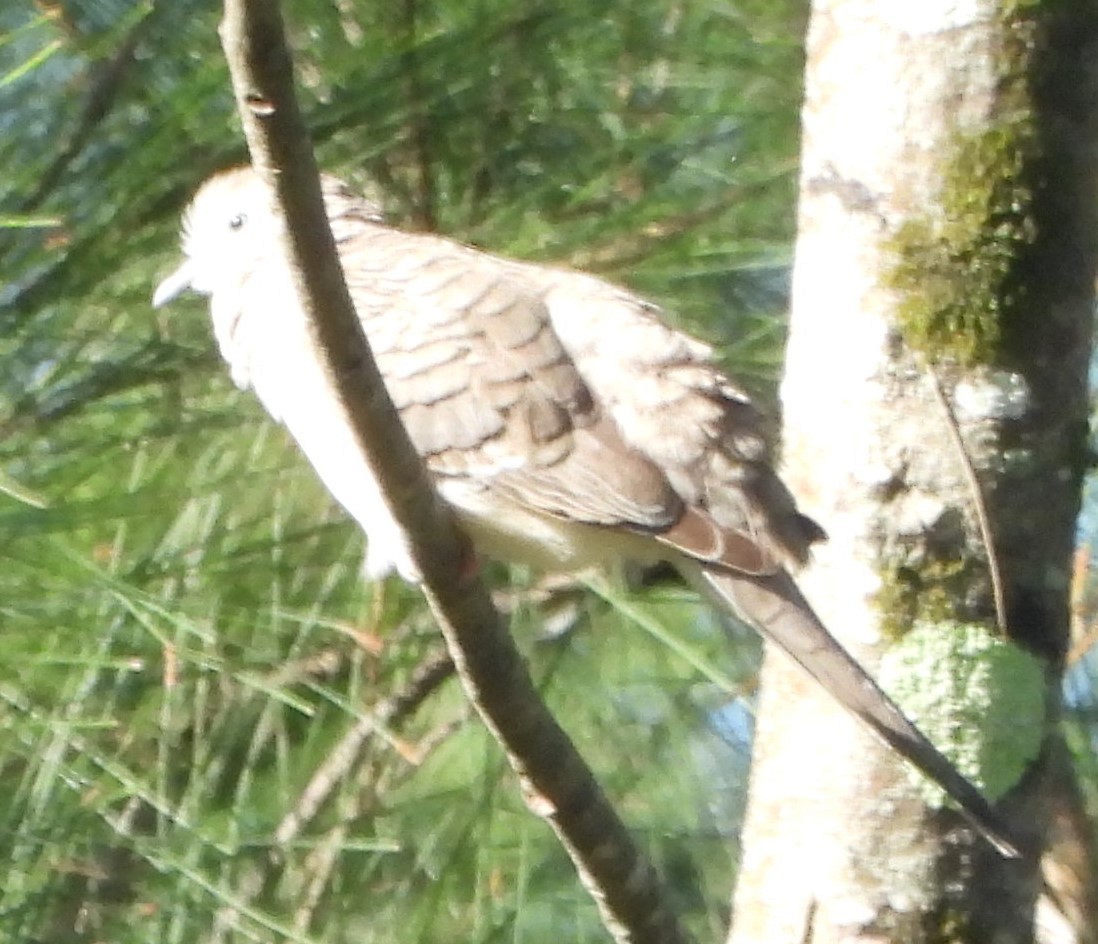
[218,3,692,941]
[928,368,1008,636]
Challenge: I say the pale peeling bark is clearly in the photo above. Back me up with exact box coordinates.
[730,1,1098,942]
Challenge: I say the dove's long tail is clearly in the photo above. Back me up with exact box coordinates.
[691,566,1025,859]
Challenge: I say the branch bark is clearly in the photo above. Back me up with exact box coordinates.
[217,2,691,941]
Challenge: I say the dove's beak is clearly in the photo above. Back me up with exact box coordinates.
[152,261,194,309]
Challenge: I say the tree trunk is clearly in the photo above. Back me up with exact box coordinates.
[730,2,1098,941]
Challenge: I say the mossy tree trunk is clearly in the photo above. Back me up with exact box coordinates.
[729,2,1098,941]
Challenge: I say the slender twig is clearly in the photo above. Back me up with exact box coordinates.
[274,647,454,844]
[210,646,454,941]
[398,0,438,230]
[292,822,347,934]
[23,9,154,212]
[218,3,692,941]
[928,368,1008,636]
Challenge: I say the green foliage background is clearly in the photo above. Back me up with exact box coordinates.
[0,1,807,941]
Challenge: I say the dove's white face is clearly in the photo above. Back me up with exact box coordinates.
[153,168,282,309]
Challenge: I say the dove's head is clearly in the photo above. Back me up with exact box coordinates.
[153,167,280,309]
[153,167,385,309]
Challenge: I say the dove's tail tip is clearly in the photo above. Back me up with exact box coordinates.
[693,565,1030,861]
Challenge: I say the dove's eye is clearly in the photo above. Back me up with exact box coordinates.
[229,213,247,231]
